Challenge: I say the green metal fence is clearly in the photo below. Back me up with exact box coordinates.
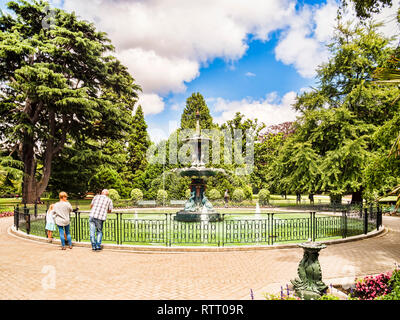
[13,205,382,247]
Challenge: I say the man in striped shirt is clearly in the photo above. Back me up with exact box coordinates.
[89,189,113,251]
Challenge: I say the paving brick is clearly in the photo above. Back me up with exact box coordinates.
[0,216,399,300]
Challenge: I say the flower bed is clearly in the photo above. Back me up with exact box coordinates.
[0,211,14,218]
[263,265,400,300]
[349,272,393,300]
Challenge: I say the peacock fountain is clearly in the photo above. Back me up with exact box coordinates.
[173,111,225,222]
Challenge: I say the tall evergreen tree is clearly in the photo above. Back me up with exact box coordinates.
[283,20,399,203]
[128,105,150,177]
[0,1,141,203]
[180,92,214,129]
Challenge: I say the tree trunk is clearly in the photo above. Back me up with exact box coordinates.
[21,112,58,203]
[351,189,363,204]
[22,139,38,204]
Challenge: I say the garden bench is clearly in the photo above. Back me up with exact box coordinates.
[138,200,157,206]
[170,200,187,205]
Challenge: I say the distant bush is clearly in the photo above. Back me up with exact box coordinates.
[130,188,143,204]
[243,185,253,200]
[185,189,191,199]
[157,190,168,206]
[258,189,271,205]
[108,189,120,202]
[208,189,221,200]
[232,188,245,202]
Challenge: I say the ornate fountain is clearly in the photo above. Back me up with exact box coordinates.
[173,111,225,222]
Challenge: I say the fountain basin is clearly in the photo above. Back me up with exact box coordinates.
[174,167,225,178]
[174,211,222,222]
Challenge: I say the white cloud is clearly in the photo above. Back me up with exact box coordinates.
[137,93,165,116]
[60,0,399,119]
[372,1,400,41]
[116,48,199,94]
[62,0,296,112]
[275,0,400,78]
[314,0,339,42]
[245,72,256,77]
[213,91,299,127]
[275,1,337,78]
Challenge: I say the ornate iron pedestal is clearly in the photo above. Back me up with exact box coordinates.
[291,242,328,300]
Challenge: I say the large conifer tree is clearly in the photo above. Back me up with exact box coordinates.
[0,1,141,202]
[128,105,150,176]
[180,92,214,130]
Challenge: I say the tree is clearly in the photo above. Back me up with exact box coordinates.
[340,0,393,19]
[128,105,150,180]
[289,20,399,203]
[0,1,141,203]
[270,140,321,197]
[0,150,23,195]
[252,122,293,192]
[180,92,214,130]
[88,166,124,195]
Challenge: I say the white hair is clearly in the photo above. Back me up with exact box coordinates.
[101,189,109,196]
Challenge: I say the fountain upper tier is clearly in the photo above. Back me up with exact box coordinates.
[174,110,226,178]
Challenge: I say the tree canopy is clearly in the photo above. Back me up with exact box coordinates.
[0,0,141,202]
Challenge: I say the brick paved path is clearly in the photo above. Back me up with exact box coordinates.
[0,216,399,300]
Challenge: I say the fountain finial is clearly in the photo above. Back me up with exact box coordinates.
[196,110,200,136]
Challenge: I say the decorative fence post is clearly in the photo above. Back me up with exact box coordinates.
[24,207,30,235]
[270,213,274,245]
[34,201,37,218]
[312,212,317,242]
[165,213,169,247]
[73,211,78,242]
[341,211,347,239]
[116,213,121,245]
[14,205,18,230]
[77,211,81,243]
[377,205,382,230]
[363,208,368,235]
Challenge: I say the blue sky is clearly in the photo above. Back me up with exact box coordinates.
[1,0,399,142]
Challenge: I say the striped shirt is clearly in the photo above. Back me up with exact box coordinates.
[90,195,113,221]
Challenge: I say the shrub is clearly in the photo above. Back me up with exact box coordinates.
[263,288,300,300]
[108,189,120,202]
[350,272,392,300]
[130,188,143,204]
[243,185,253,200]
[185,189,191,199]
[88,166,123,195]
[232,188,245,203]
[157,189,168,206]
[208,188,221,200]
[258,189,270,205]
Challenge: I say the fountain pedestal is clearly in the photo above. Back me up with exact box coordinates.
[291,242,328,300]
